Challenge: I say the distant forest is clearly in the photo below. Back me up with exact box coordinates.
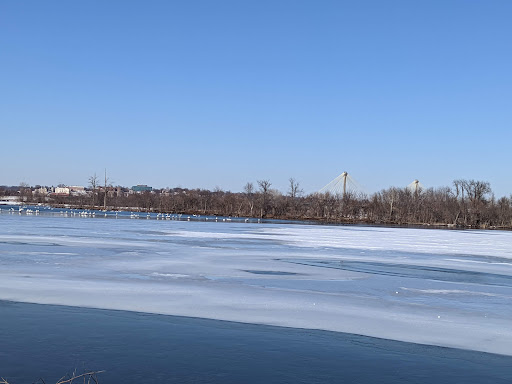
[2,178,512,229]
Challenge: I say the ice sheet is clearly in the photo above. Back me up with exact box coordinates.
[1,213,511,355]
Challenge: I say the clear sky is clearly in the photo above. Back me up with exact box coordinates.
[1,1,511,196]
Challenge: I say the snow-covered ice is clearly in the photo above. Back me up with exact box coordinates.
[1,213,512,355]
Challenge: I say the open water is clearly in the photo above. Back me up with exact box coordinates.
[1,301,511,384]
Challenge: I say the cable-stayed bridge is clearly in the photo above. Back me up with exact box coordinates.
[407,179,424,195]
[319,172,423,197]
[318,172,364,197]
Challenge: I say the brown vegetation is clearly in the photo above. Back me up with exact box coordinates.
[1,370,103,384]
[2,179,511,229]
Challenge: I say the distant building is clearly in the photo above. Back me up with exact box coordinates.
[54,187,70,196]
[34,187,48,195]
[0,196,22,205]
[131,185,153,193]
[69,186,86,196]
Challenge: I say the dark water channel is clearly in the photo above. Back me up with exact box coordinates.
[286,259,512,287]
[0,301,511,384]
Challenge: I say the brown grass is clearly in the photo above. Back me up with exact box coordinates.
[1,370,104,384]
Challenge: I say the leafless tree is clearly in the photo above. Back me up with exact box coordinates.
[19,182,32,203]
[102,169,114,210]
[288,178,303,198]
[244,182,255,216]
[88,173,99,208]
[257,180,272,217]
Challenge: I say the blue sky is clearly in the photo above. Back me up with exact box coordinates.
[1,1,511,196]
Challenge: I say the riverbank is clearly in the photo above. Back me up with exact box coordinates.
[4,202,511,231]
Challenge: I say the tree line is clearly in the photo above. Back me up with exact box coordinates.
[2,178,512,229]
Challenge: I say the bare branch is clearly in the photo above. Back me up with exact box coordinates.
[56,371,105,384]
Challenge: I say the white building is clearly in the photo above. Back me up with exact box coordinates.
[0,196,21,205]
[34,187,48,195]
[54,187,70,196]
[69,186,86,196]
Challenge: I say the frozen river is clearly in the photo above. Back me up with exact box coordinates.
[1,210,512,356]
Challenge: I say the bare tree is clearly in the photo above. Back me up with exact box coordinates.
[288,178,303,198]
[462,180,491,226]
[102,169,113,210]
[19,182,32,203]
[257,180,272,218]
[244,182,255,216]
[88,173,99,208]
[464,180,491,203]
[257,180,271,194]
[244,182,254,195]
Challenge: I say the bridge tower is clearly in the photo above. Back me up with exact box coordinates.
[407,179,423,196]
[319,171,362,198]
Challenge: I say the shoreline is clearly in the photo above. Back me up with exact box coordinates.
[3,202,511,231]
